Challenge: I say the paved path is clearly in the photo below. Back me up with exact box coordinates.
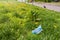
[29,2,60,12]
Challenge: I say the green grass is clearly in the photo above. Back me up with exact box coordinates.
[0,0,16,1]
[0,2,60,40]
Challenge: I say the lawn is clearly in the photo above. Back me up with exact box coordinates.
[0,0,16,1]
[0,2,60,40]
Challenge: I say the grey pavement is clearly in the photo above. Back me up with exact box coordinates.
[29,2,60,12]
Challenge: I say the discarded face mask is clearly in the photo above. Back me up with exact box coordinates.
[32,25,43,34]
